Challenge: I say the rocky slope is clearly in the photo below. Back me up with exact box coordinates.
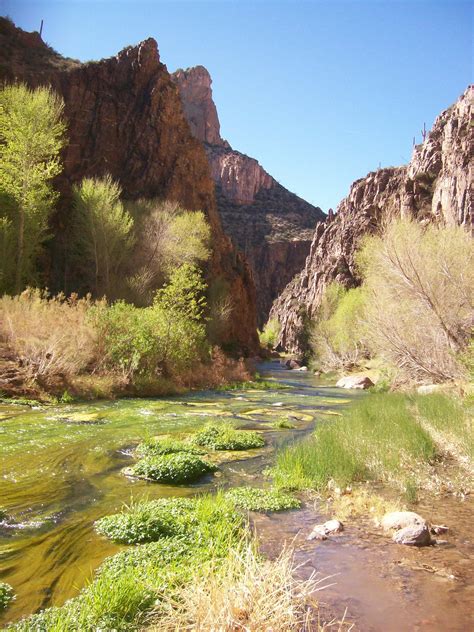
[0,17,258,353]
[271,86,473,353]
[172,66,324,325]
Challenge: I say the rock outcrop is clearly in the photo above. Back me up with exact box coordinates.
[0,18,259,353]
[270,87,473,353]
[172,66,325,325]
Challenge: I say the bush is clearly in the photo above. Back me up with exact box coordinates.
[95,498,194,544]
[226,487,300,512]
[358,219,474,382]
[135,437,204,457]
[259,318,280,349]
[192,423,265,451]
[0,582,14,611]
[128,453,217,484]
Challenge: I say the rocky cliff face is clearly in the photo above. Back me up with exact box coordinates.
[0,18,258,353]
[271,86,473,353]
[171,66,325,325]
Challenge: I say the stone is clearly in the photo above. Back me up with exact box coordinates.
[431,524,449,535]
[336,375,374,390]
[417,384,442,395]
[307,519,343,540]
[297,366,308,372]
[269,86,473,354]
[393,524,432,546]
[381,511,427,531]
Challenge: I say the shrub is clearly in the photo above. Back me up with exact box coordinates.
[226,487,301,512]
[358,219,474,382]
[94,498,194,544]
[259,318,280,349]
[192,422,265,451]
[0,582,14,611]
[128,453,217,484]
[0,290,97,381]
[135,437,204,457]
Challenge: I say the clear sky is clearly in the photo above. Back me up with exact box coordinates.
[3,0,472,211]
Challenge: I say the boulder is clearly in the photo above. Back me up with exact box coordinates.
[285,359,302,370]
[417,384,441,395]
[296,366,308,372]
[393,524,432,546]
[336,375,374,389]
[381,511,426,531]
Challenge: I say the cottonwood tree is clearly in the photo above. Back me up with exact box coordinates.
[0,83,66,293]
[72,175,134,297]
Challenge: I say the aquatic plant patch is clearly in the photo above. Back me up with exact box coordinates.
[135,437,205,457]
[226,487,301,512]
[192,422,264,451]
[0,582,14,611]
[94,498,195,544]
[271,418,296,429]
[128,453,217,483]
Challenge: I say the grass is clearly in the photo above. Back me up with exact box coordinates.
[135,437,204,457]
[271,418,297,429]
[226,487,301,512]
[0,582,14,612]
[273,393,438,498]
[192,422,265,451]
[127,453,217,484]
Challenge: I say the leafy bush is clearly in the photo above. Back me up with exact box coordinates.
[135,437,204,457]
[128,453,217,484]
[95,498,194,544]
[0,582,14,611]
[259,318,280,349]
[192,422,265,451]
[226,487,300,512]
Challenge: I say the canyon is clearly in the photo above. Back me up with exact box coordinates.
[270,85,473,353]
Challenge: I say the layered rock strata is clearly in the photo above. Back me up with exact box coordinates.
[172,66,325,325]
[271,86,473,353]
[0,18,258,352]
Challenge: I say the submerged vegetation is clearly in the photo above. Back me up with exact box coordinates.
[192,422,265,450]
[0,583,14,612]
[135,437,204,457]
[226,486,301,512]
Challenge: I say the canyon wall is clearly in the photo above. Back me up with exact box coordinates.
[172,66,324,325]
[270,86,473,353]
[0,17,258,352]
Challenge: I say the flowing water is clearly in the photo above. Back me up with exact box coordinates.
[0,362,472,630]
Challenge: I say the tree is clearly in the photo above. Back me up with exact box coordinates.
[0,83,66,293]
[72,175,134,297]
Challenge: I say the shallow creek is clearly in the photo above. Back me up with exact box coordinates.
[0,362,473,630]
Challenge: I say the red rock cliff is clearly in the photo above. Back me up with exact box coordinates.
[270,87,473,353]
[0,17,258,353]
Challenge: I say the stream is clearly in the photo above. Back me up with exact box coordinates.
[0,361,472,630]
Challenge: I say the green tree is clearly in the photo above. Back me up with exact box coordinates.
[0,83,66,293]
[72,175,134,296]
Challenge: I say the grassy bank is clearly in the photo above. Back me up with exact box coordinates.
[7,493,317,631]
[273,392,473,501]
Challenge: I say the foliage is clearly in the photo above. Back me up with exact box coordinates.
[0,289,97,381]
[271,418,296,429]
[310,283,367,370]
[95,498,195,544]
[357,219,474,382]
[125,200,210,304]
[72,175,134,297]
[192,422,265,450]
[273,393,438,496]
[226,487,300,512]
[0,582,14,611]
[135,437,204,457]
[128,453,217,484]
[259,318,280,349]
[0,83,65,293]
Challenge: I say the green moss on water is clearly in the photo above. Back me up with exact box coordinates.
[0,582,14,612]
[128,453,217,484]
[226,487,300,512]
[192,422,264,451]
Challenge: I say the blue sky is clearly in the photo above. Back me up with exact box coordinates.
[3,0,472,211]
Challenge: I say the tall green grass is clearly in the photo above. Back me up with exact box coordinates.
[273,393,437,496]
